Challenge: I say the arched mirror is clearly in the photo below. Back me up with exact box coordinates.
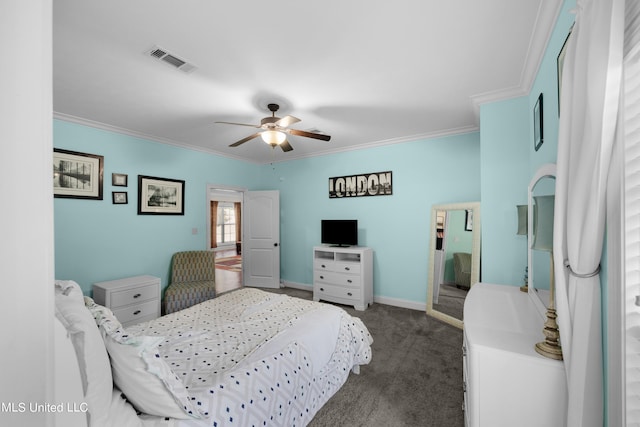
[426,202,481,328]
[528,163,556,318]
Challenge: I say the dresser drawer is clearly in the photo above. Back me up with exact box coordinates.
[113,299,159,325]
[314,271,361,287]
[110,283,158,308]
[313,260,335,272]
[315,283,361,302]
[334,261,360,274]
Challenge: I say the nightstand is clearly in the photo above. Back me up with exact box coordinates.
[93,275,161,327]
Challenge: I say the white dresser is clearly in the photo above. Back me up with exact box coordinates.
[312,246,373,311]
[93,275,161,327]
[463,282,567,427]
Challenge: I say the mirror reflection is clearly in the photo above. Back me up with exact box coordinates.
[427,202,481,328]
[528,164,557,316]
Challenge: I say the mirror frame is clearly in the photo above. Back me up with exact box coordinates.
[426,201,481,329]
[527,163,557,319]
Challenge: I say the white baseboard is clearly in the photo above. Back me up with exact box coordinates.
[281,281,312,291]
[281,281,426,312]
[373,295,426,312]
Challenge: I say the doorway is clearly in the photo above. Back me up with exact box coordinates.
[208,186,243,295]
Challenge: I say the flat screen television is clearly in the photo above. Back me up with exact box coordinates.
[321,219,358,247]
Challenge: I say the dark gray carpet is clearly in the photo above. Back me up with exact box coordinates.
[265,287,465,427]
[433,283,468,320]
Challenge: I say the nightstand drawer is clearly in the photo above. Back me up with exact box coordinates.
[110,284,157,308]
[113,299,158,325]
[93,275,161,326]
[315,283,361,301]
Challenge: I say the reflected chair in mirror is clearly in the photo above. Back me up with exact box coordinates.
[163,250,216,315]
[453,252,472,290]
[517,204,529,292]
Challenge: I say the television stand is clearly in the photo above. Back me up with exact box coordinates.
[312,246,373,311]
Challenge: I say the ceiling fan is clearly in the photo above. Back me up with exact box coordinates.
[215,103,331,152]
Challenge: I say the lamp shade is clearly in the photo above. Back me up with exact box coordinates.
[261,130,286,145]
[531,195,554,252]
[516,205,528,235]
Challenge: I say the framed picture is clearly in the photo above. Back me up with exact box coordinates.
[53,148,104,200]
[533,93,544,152]
[465,209,473,231]
[112,173,128,187]
[138,175,185,215]
[112,191,128,204]
[557,25,573,115]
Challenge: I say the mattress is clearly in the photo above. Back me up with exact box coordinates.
[125,288,373,427]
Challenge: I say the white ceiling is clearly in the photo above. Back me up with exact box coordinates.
[53,0,561,164]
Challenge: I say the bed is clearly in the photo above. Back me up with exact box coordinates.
[54,280,373,427]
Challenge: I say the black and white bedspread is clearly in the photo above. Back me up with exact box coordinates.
[129,288,373,427]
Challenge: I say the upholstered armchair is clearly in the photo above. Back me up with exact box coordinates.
[163,250,216,314]
[453,252,472,290]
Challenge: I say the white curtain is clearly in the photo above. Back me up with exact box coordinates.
[553,0,624,426]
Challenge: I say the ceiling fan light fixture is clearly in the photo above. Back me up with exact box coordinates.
[261,130,286,145]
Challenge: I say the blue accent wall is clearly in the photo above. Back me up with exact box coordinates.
[53,121,480,306]
[260,133,481,304]
[53,119,261,294]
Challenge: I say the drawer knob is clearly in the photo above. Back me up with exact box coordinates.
[347,292,353,296]
[320,287,325,292]
[133,293,142,299]
[347,279,353,283]
[320,275,324,279]
[321,264,326,268]
[133,310,141,315]
[344,267,350,271]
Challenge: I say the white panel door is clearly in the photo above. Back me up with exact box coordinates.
[243,190,280,288]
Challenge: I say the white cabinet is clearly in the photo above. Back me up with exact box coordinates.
[313,246,373,311]
[463,282,567,427]
[93,275,161,327]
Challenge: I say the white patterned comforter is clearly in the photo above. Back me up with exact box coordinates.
[128,288,373,427]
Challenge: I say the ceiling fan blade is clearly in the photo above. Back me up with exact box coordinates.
[276,115,301,128]
[286,128,331,141]
[229,132,261,147]
[215,121,261,129]
[279,140,294,152]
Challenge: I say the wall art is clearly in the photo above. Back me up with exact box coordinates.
[329,171,392,198]
[53,148,104,200]
[138,175,185,215]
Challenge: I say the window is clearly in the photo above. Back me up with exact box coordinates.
[216,203,236,244]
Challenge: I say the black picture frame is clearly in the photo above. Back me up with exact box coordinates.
[465,209,473,231]
[533,93,544,152]
[557,25,573,115]
[137,175,185,215]
[112,173,128,187]
[112,191,128,204]
[53,148,104,200]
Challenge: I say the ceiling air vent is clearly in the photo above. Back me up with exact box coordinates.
[146,46,196,73]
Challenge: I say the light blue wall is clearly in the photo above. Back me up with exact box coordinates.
[260,133,481,304]
[480,96,530,286]
[53,119,261,295]
[480,0,575,288]
[53,120,480,306]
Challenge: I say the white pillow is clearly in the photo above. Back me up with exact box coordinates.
[85,297,204,419]
[54,280,112,426]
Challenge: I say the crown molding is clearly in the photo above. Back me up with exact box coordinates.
[53,111,258,163]
[470,0,562,117]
